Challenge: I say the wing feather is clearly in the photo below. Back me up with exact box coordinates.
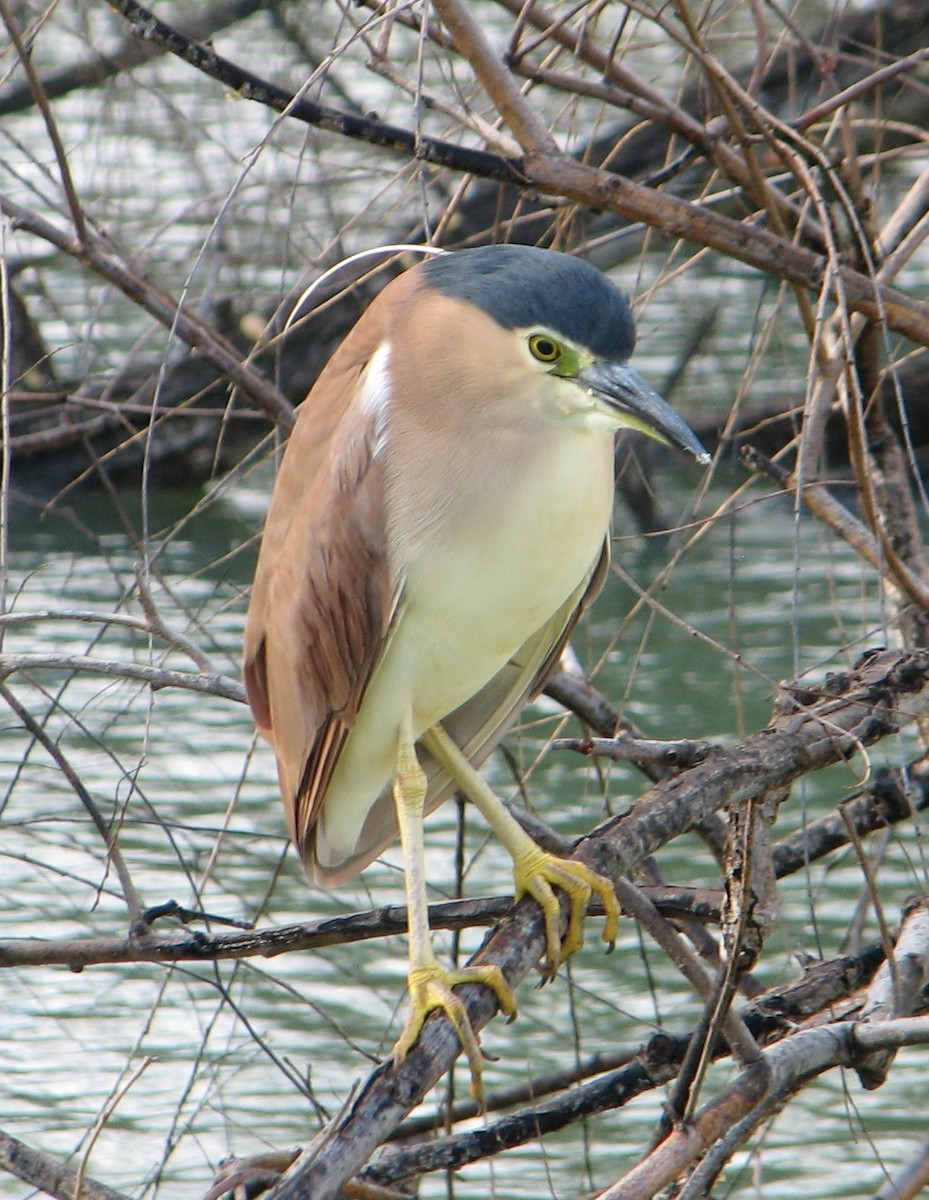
[243,287,399,858]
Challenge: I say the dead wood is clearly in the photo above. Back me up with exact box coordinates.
[0,1128,131,1200]
[265,648,929,1200]
[854,898,929,1088]
[215,932,890,1193]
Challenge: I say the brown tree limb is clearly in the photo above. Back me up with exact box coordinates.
[495,0,817,244]
[797,47,929,133]
[0,196,295,432]
[102,0,929,349]
[335,939,887,1189]
[0,1129,131,1200]
[266,648,929,1200]
[520,152,929,347]
[431,0,558,155]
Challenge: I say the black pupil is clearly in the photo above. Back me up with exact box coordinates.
[536,338,556,359]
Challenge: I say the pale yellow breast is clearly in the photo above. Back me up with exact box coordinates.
[400,421,615,725]
[314,418,615,867]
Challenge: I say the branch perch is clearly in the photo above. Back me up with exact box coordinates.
[268,647,929,1200]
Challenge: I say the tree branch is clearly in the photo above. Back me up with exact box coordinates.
[267,647,929,1200]
[0,1129,131,1200]
[0,196,295,431]
[0,651,244,702]
[103,0,929,350]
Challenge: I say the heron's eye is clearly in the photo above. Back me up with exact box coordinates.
[528,334,562,364]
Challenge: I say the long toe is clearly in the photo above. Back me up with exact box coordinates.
[393,961,518,1100]
[513,846,621,970]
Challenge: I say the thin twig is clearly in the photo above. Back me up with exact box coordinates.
[97,0,929,347]
[741,445,929,610]
[0,0,88,243]
[0,196,295,431]
[0,681,145,922]
[0,651,244,702]
[431,0,559,155]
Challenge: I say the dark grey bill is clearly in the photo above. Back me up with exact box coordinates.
[578,362,710,465]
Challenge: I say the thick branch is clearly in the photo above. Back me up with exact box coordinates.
[596,1014,929,1199]
[269,648,929,1200]
[277,940,887,1188]
[0,1129,131,1200]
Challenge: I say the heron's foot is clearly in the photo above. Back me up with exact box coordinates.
[513,845,620,975]
[393,960,517,1099]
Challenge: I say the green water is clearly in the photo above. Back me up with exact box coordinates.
[1,473,924,1200]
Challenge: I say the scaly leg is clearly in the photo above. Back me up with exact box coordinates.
[422,723,620,974]
[391,716,517,1098]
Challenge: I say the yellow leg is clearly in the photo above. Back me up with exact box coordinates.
[392,717,517,1099]
[422,724,620,974]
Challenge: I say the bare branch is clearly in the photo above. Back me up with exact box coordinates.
[354,938,887,1189]
[100,0,929,349]
[0,1128,131,1200]
[597,1014,929,1200]
[0,651,244,702]
[268,649,929,1200]
[101,0,526,186]
[431,0,559,155]
[0,682,144,923]
[0,196,295,431]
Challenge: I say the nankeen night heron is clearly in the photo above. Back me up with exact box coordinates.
[243,244,707,1093]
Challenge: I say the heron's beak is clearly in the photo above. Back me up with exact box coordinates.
[578,362,710,464]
